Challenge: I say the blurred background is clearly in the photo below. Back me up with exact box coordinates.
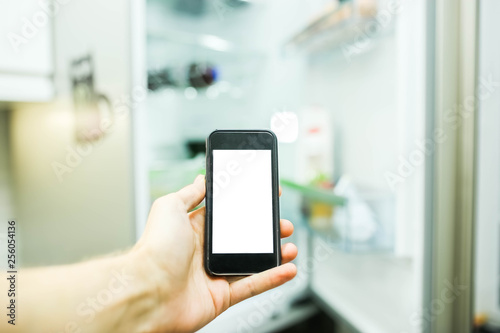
[0,0,498,332]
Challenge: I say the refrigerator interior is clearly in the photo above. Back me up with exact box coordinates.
[138,0,428,332]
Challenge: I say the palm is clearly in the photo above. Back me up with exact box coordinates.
[166,206,231,332]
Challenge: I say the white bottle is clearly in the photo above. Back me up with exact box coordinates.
[296,105,335,230]
[296,105,334,184]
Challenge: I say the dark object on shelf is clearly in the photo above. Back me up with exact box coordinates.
[290,294,315,308]
[188,62,217,88]
[147,69,174,91]
[174,0,206,16]
[147,62,217,91]
[475,324,500,333]
[186,140,206,158]
[277,310,337,333]
[223,0,251,8]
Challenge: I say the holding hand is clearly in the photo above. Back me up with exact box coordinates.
[132,175,298,332]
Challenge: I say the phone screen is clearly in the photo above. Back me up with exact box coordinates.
[212,149,274,254]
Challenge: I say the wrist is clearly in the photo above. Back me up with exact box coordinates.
[124,247,176,332]
[85,250,164,333]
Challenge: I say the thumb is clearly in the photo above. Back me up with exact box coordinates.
[176,175,206,211]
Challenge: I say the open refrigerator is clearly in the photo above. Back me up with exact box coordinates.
[132,1,441,332]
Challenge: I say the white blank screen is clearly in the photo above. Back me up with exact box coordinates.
[212,150,274,254]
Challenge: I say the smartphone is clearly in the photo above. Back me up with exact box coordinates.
[205,130,281,275]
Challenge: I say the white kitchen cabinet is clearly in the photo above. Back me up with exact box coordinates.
[0,0,53,101]
[9,0,136,266]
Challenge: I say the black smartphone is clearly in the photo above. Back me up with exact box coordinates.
[205,130,281,275]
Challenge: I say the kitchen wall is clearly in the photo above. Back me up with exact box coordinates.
[10,101,135,267]
[8,0,136,267]
[0,110,12,222]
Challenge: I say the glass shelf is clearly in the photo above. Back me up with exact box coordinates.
[280,178,348,206]
[147,29,264,58]
[281,178,394,254]
[283,0,394,56]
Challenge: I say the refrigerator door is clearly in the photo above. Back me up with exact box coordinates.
[475,0,500,325]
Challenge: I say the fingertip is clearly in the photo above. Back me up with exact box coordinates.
[281,242,298,264]
[280,219,294,238]
[282,241,296,252]
[176,176,206,211]
[282,262,297,279]
[194,174,205,185]
[194,174,206,193]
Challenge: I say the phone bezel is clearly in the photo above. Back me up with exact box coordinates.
[205,130,281,276]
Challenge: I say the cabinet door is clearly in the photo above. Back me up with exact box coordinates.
[0,0,52,75]
[9,0,136,266]
[0,0,53,101]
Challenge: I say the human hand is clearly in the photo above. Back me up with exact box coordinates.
[131,175,298,332]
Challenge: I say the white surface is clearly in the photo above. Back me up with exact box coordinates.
[213,150,273,254]
[394,3,428,329]
[474,0,500,323]
[394,0,426,259]
[130,0,150,239]
[305,33,398,190]
[312,243,416,333]
[0,73,53,102]
[0,0,52,75]
[0,0,53,101]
